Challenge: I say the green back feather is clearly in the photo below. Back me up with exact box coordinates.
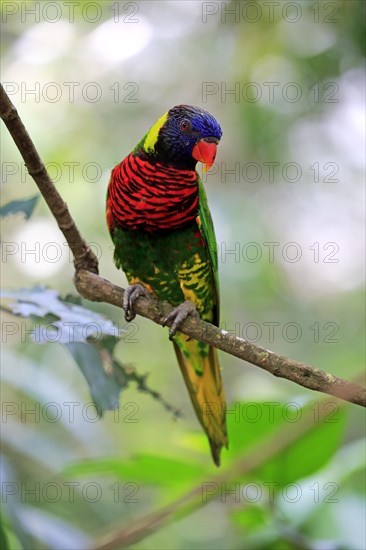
[197,175,220,325]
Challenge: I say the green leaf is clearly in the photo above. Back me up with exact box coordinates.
[65,454,206,486]
[65,342,125,414]
[0,518,11,550]
[226,400,292,457]
[275,438,366,531]
[0,458,35,550]
[255,406,347,486]
[0,195,39,219]
[230,505,268,532]
[1,286,122,344]
[225,400,347,485]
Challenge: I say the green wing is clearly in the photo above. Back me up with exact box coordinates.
[197,176,220,325]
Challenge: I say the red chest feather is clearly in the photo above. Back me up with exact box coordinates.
[107,154,199,232]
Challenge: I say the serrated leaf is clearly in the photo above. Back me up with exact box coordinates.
[0,195,39,219]
[1,286,122,344]
[65,342,125,414]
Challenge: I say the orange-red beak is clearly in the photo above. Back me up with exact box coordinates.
[192,139,218,172]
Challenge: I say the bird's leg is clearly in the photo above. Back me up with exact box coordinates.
[162,300,198,341]
[123,284,150,322]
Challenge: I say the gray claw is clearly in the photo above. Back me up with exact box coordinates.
[123,284,149,322]
[162,300,197,340]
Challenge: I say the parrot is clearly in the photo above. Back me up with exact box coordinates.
[106,105,228,465]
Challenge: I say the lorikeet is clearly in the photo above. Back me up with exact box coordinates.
[106,105,228,465]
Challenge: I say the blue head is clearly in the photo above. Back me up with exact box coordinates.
[141,105,222,170]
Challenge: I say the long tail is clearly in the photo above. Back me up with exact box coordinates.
[173,337,228,466]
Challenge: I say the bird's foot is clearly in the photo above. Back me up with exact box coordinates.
[123,284,150,322]
[162,300,198,340]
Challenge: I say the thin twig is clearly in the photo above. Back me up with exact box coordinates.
[1,83,365,409]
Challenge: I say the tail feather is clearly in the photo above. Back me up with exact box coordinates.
[173,338,228,466]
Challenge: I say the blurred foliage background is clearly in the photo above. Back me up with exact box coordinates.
[1,1,365,548]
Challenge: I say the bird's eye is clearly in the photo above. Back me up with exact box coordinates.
[180,119,191,132]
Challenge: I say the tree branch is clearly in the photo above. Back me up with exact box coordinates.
[1,83,365,408]
[74,269,366,407]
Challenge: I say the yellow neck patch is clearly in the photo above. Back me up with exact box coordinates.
[143,111,168,153]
